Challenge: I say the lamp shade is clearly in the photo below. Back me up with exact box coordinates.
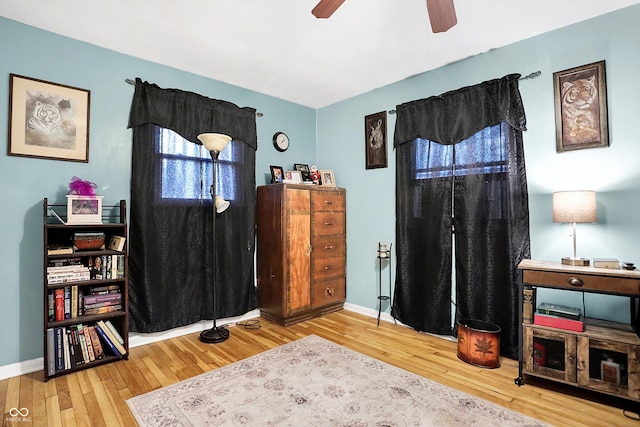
[553,191,597,223]
[197,133,232,152]
[215,196,230,214]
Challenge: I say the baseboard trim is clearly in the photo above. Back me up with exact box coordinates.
[0,305,452,380]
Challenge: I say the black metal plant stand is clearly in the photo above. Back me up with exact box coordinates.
[377,242,392,327]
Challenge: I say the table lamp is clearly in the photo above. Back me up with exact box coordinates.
[553,190,597,266]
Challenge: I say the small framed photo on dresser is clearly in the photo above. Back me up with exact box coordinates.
[320,170,336,187]
[270,165,284,183]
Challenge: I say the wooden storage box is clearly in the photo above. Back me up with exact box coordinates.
[73,232,105,251]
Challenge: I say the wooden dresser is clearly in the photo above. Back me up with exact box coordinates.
[257,184,346,326]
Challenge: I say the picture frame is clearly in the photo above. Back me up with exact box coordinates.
[320,170,336,187]
[553,61,608,153]
[8,74,91,162]
[270,165,284,183]
[364,111,387,169]
[283,170,302,184]
[66,195,103,225]
[294,163,312,181]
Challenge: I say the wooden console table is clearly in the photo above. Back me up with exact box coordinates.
[516,259,640,404]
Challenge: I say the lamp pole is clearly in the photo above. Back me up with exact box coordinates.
[199,147,230,343]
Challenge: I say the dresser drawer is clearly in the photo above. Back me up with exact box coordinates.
[313,236,346,260]
[311,191,345,212]
[523,270,640,295]
[312,256,345,281]
[312,277,346,307]
[312,212,345,236]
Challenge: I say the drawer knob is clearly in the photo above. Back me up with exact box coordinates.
[324,265,332,270]
[325,245,334,250]
[325,200,334,205]
[325,287,334,297]
[568,277,584,287]
[324,221,334,226]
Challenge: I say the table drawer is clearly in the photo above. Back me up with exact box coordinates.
[523,270,640,295]
[311,191,345,212]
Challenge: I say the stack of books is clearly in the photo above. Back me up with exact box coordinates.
[534,302,584,332]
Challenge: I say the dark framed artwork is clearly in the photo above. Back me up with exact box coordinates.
[365,111,387,169]
[293,163,311,181]
[270,165,284,183]
[553,61,608,153]
[8,74,90,162]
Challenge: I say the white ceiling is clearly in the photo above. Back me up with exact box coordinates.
[2,0,639,108]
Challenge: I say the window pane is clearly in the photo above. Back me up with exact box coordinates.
[157,128,237,201]
[415,124,506,179]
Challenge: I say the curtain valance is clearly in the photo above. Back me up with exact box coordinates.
[394,74,527,147]
[128,78,257,150]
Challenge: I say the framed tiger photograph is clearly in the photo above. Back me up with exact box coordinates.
[8,74,91,162]
[553,61,608,153]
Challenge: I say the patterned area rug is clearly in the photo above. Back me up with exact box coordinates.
[127,335,547,426]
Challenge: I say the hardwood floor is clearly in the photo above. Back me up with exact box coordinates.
[2,310,639,426]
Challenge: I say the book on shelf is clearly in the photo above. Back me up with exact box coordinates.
[54,327,64,372]
[90,284,121,294]
[87,325,105,360]
[97,320,127,356]
[46,328,55,376]
[84,304,123,316]
[48,257,83,268]
[537,302,581,320]
[108,235,126,252]
[534,312,584,332]
[94,322,123,357]
[84,292,121,306]
[104,319,125,345]
[47,245,74,255]
[54,289,64,321]
[593,258,620,269]
[81,325,96,362]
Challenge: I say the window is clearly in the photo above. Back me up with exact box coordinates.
[415,124,506,179]
[156,127,238,201]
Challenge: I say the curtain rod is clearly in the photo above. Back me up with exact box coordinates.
[125,78,264,117]
[387,70,542,115]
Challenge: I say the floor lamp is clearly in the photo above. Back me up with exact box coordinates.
[198,132,232,344]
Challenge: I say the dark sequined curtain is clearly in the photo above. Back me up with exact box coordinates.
[127,79,258,332]
[392,74,530,358]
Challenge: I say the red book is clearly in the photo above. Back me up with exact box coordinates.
[534,313,584,332]
[54,289,65,321]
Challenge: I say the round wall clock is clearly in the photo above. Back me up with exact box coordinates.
[273,132,289,152]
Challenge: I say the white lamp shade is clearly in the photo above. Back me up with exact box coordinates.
[215,196,230,213]
[553,191,597,223]
[197,133,232,152]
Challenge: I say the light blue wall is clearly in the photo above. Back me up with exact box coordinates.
[317,6,640,321]
[0,16,315,369]
[2,5,640,371]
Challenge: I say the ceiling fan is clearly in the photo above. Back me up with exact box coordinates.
[312,0,457,33]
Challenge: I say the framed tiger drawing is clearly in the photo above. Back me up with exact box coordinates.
[8,74,90,162]
[553,61,609,153]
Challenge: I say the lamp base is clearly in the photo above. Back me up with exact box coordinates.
[561,257,590,266]
[199,326,230,343]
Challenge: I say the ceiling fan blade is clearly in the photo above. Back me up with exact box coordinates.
[426,0,457,33]
[312,0,346,19]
